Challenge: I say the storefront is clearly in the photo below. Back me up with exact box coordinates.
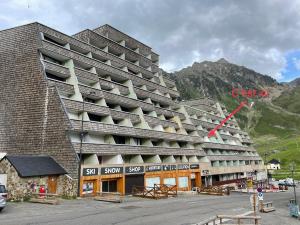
[81,163,202,196]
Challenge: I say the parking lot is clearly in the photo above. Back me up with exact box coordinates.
[0,188,299,225]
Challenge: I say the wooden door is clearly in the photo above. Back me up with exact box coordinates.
[47,176,58,194]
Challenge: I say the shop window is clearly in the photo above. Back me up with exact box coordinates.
[82,181,94,195]
[145,177,160,189]
[178,177,189,188]
[164,178,176,186]
[102,180,117,192]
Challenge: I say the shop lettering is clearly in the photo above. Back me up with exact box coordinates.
[230,88,269,98]
[101,167,123,175]
[125,166,144,174]
[83,168,98,176]
[146,165,161,172]
[163,165,177,171]
[178,164,189,170]
[190,164,199,169]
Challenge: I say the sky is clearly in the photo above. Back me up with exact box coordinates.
[1,0,300,82]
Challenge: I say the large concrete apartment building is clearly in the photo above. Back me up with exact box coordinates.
[0,22,265,197]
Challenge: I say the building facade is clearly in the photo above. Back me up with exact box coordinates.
[0,23,264,197]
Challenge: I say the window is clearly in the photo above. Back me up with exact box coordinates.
[43,55,63,65]
[88,113,103,122]
[178,177,189,188]
[120,106,131,112]
[113,136,126,144]
[178,142,187,148]
[102,180,117,192]
[85,98,96,104]
[133,138,142,146]
[46,72,66,82]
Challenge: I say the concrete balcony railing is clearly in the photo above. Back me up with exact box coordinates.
[190,118,216,129]
[40,40,179,98]
[47,79,75,96]
[163,76,176,88]
[62,98,141,124]
[78,84,104,99]
[43,60,70,78]
[98,78,129,95]
[220,133,241,142]
[72,143,204,156]
[181,123,197,131]
[241,138,253,144]
[39,24,157,80]
[70,119,201,143]
[133,87,175,106]
[207,155,262,161]
[144,115,179,129]
[74,67,99,84]
[201,142,255,151]
[185,106,225,122]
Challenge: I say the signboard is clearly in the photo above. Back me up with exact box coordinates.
[101,167,123,175]
[178,164,189,170]
[162,165,177,171]
[125,166,144,174]
[258,192,263,201]
[202,170,209,175]
[83,168,98,176]
[145,165,161,172]
[190,164,200,169]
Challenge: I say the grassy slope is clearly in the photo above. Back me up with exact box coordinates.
[272,86,300,114]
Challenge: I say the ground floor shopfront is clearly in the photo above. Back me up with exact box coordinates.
[80,163,202,196]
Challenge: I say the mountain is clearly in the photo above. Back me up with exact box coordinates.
[289,77,300,87]
[167,59,300,177]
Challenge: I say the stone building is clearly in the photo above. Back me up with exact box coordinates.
[0,23,265,198]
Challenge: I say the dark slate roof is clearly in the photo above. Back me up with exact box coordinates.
[268,159,280,164]
[4,155,67,177]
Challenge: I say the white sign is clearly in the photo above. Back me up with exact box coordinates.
[258,192,263,201]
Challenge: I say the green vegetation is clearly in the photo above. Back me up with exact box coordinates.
[273,86,300,114]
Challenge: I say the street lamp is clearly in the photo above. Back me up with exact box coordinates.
[77,91,95,197]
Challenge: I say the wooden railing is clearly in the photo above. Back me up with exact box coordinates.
[198,214,261,225]
[199,186,230,196]
[132,184,177,199]
[29,193,60,205]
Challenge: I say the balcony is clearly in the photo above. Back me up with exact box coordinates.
[144,115,179,129]
[39,40,179,98]
[163,76,176,88]
[208,164,265,175]
[70,119,201,143]
[207,155,262,161]
[133,87,174,106]
[201,142,254,151]
[241,138,253,144]
[74,67,99,84]
[182,123,196,131]
[39,24,157,80]
[99,78,129,95]
[43,60,70,78]
[72,143,204,156]
[190,118,216,129]
[47,79,75,96]
[62,98,140,124]
[78,84,103,99]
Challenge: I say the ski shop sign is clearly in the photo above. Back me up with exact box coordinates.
[83,168,99,176]
[125,166,145,174]
[101,167,123,175]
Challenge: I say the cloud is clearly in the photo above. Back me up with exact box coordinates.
[1,0,300,81]
[293,58,300,70]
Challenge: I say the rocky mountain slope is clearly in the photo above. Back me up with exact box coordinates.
[166,59,300,173]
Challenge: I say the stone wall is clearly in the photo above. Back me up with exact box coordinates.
[0,159,77,201]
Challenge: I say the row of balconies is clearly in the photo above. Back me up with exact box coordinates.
[133,86,174,106]
[40,39,179,98]
[207,155,262,161]
[143,115,179,129]
[43,60,71,79]
[39,24,158,80]
[200,163,265,175]
[202,142,256,152]
[72,142,204,156]
[63,98,141,124]
[48,79,75,96]
[70,119,201,143]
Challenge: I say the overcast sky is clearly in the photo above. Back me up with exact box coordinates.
[1,0,300,82]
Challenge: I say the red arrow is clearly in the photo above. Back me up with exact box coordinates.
[207,101,247,138]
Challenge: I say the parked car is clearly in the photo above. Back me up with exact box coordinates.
[278,178,296,187]
[0,196,6,212]
[0,185,7,198]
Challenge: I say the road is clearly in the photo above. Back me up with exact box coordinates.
[0,188,299,225]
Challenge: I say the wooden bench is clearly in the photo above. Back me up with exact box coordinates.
[29,193,60,205]
[94,192,123,203]
[261,201,275,213]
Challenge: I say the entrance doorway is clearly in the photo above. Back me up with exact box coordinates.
[47,176,58,194]
[102,180,117,192]
[125,174,144,194]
